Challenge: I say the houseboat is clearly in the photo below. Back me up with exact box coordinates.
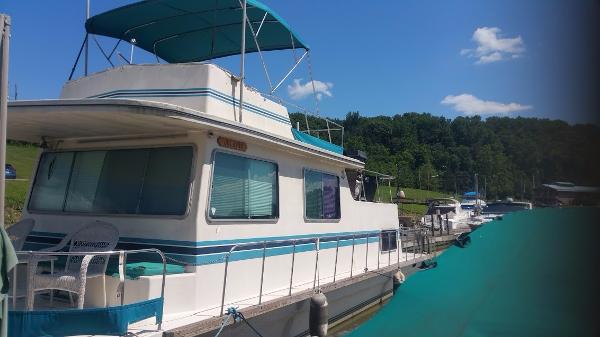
[5,1,429,336]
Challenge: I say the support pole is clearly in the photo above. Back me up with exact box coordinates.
[0,14,10,229]
[238,0,247,123]
[84,0,90,76]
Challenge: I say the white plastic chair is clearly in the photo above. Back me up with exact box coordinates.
[6,218,35,251]
[27,221,119,310]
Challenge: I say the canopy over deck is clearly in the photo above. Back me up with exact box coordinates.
[85,0,309,63]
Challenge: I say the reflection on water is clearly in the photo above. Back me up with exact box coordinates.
[327,299,389,336]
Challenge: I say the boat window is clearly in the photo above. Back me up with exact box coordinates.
[28,146,193,216]
[209,152,278,220]
[304,169,340,220]
[380,230,398,252]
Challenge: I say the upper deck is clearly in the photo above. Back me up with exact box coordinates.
[61,62,294,139]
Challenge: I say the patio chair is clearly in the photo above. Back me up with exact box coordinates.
[6,218,35,251]
[27,221,119,310]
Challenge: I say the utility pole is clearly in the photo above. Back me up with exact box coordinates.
[484,176,487,201]
[0,14,11,228]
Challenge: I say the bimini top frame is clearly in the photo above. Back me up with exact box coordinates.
[84,0,308,63]
[72,0,341,148]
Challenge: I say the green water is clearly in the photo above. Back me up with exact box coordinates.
[345,208,600,337]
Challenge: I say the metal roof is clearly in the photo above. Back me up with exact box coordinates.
[541,182,600,193]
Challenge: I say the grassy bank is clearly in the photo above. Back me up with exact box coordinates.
[5,143,38,225]
[376,185,451,216]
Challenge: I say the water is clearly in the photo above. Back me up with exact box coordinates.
[342,208,600,337]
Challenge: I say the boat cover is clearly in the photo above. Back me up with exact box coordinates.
[291,128,344,155]
[85,0,308,63]
[8,298,163,337]
[347,207,600,337]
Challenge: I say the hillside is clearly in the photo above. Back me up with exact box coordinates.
[291,112,600,200]
[5,143,38,224]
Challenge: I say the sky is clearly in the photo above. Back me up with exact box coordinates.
[1,0,599,124]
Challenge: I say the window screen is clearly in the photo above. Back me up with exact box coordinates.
[209,152,278,220]
[304,169,340,220]
[28,147,193,216]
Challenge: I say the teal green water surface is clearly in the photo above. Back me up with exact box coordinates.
[346,208,600,337]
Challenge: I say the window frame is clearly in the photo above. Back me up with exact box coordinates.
[379,229,398,253]
[206,149,280,223]
[26,144,197,219]
[303,168,341,222]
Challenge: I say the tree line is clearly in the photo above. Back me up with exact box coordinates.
[290,112,600,200]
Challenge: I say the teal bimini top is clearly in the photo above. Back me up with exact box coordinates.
[85,0,309,63]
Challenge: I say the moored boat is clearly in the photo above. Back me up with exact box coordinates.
[5,1,429,336]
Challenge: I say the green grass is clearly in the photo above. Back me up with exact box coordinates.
[4,143,38,225]
[376,185,451,216]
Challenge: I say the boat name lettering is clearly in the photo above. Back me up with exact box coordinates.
[217,136,247,152]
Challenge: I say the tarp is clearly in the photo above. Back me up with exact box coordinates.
[8,298,163,337]
[346,208,600,337]
[85,0,308,63]
[291,128,344,155]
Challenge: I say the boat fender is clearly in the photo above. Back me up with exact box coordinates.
[419,260,438,270]
[455,233,472,248]
[393,270,406,292]
[309,292,329,337]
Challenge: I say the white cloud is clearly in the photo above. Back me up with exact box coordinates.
[441,94,532,115]
[461,27,525,64]
[287,79,333,101]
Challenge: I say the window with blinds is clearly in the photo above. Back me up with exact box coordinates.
[304,169,340,220]
[209,152,278,220]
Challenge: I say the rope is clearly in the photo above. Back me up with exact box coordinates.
[213,314,232,337]
[214,307,265,337]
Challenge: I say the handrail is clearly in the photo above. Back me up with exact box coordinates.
[216,229,427,316]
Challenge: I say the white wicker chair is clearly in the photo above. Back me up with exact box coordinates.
[27,221,119,310]
[6,218,35,251]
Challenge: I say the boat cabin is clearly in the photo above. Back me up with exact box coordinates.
[4,1,424,335]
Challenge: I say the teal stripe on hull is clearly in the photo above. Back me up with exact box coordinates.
[88,87,291,125]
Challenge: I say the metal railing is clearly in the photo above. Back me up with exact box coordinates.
[15,248,166,329]
[218,229,428,317]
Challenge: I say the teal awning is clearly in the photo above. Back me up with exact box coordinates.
[85,0,309,63]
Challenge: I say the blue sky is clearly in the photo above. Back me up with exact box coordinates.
[1,0,597,123]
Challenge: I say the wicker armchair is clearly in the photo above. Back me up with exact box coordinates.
[27,221,119,310]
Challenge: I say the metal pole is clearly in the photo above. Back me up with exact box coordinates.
[350,235,355,277]
[84,0,90,76]
[288,241,296,296]
[397,230,401,266]
[333,237,339,282]
[258,241,267,305]
[364,235,369,273]
[0,14,10,229]
[238,0,247,123]
[387,233,391,266]
[377,233,381,269]
[313,238,320,289]
[220,245,237,316]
